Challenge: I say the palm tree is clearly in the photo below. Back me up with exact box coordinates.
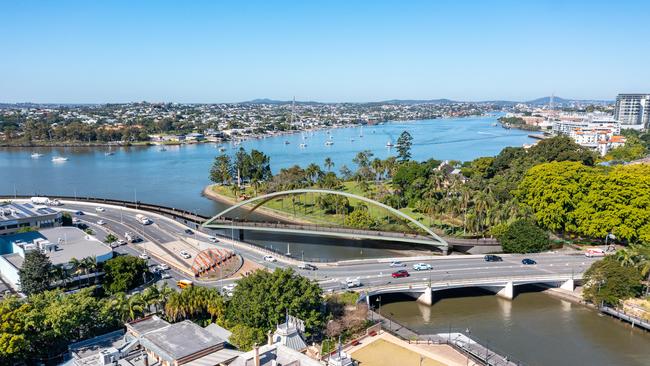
[324,157,334,172]
[143,285,161,313]
[128,293,147,321]
[82,256,98,285]
[69,257,84,287]
[50,265,66,289]
[109,292,130,322]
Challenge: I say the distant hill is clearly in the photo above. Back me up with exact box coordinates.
[240,98,325,105]
[377,98,457,105]
[525,96,613,106]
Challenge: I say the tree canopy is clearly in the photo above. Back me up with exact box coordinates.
[499,219,550,253]
[583,256,643,306]
[18,251,52,296]
[102,255,148,294]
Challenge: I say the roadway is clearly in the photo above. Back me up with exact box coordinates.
[40,200,599,295]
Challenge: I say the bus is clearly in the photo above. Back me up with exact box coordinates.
[176,280,193,289]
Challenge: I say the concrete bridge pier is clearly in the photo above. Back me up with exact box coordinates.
[560,278,575,291]
[496,281,514,300]
[416,286,433,306]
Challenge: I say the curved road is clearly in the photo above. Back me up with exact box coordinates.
[35,200,598,295]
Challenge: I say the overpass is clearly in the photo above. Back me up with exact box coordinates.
[202,189,450,252]
[358,273,581,306]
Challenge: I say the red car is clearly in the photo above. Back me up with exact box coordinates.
[391,270,410,278]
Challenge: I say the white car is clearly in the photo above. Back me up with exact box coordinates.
[96,219,106,225]
[208,236,219,243]
[263,255,277,262]
[179,250,192,259]
[223,283,237,292]
[389,261,406,267]
[158,263,170,270]
[139,253,149,260]
[72,217,81,225]
[95,207,105,212]
[161,273,172,279]
[413,263,433,271]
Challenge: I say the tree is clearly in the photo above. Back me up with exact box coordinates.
[499,219,550,253]
[102,255,148,294]
[18,251,52,296]
[229,324,265,351]
[583,256,643,306]
[396,131,413,161]
[0,296,30,363]
[210,154,232,185]
[105,234,117,244]
[226,268,324,338]
[165,286,225,325]
[344,209,376,229]
[324,157,334,171]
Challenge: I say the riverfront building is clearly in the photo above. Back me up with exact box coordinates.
[0,227,113,290]
[0,201,62,235]
[614,94,650,128]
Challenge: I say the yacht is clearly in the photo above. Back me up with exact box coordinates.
[386,140,394,148]
[30,153,44,158]
[217,146,227,152]
[104,152,115,156]
[299,143,307,148]
[325,140,334,146]
[350,137,355,142]
[284,140,290,145]
[51,156,69,162]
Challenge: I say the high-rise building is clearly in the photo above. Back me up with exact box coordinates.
[614,94,650,128]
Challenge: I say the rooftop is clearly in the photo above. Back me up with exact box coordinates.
[230,344,321,366]
[1,227,112,266]
[141,320,225,362]
[0,202,59,223]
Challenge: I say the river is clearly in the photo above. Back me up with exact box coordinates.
[380,289,650,366]
[0,115,531,216]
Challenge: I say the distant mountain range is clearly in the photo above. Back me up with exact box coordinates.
[239,96,613,106]
[0,97,614,108]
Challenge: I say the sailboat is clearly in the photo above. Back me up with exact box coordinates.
[51,156,69,162]
[325,135,334,146]
[359,126,364,137]
[31,152,44,158]
[386,140,394,148]
[299,143,307,148]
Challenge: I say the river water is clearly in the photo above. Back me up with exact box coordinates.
[381,289,650,366]
[0,115,531,216]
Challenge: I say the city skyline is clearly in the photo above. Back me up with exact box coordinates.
[2,0,649,103]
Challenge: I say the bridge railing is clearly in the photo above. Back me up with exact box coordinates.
[206,218,438,242]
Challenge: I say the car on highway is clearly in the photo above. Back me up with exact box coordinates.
[298,263,317,271]
[96,219,106,225]
[139,253,149,260]
[345,277,362,288]
[263,255,277,262]
[95,207,105,212]
[389,261,406,267]
[179,250,192,259]
[412,263,433,271]
[161,273,172,279]
[72,217,81,225]
[158,263,170,270]
[184,229,194,235]
[521,258,537,265]
[391,269,410,278]
[208,236,219,243]
[484,255,503,262]
[75,210,84,215]
[116,239,126,246]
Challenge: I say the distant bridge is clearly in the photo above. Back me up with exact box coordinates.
[202,189,450,252]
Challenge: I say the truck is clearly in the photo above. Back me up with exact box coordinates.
[135,214,152,225]
[345,277,362,288]
[31,196,51,205]
[125,232,141,243]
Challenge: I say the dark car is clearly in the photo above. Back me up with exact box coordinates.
[75,210,84,215]
[522,258,537,265]
[298,263,318,271]
[184,229,194,235]
[391,270,410,278]
[484,255,503,262]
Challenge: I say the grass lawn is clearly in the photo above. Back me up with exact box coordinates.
[351,339,446,366]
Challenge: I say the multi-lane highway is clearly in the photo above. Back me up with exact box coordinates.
[37,200,599,296]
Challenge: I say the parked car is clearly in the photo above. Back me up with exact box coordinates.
[158,263,170,270]
[391,270,410,278]
[184,229,194,235]
[161,273,172,279]
[389,261,406,267]
[139,253,149,260]
[521,258,537,265]
[75,210,84,215]
[96,219,106,225]
[95,207,105,212]
[179,250,192,259]
[72,217,81,225]
[208,236,219,243]
[298,263,317,271]
[116,239,126,246]
[484,255,503,262]
[412,263,433,271]
[263,255,277,262]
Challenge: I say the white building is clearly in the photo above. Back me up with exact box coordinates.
[614,94,650,128]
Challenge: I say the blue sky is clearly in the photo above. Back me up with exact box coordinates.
[1,0,649,103]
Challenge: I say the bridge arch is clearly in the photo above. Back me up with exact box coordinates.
[203,188,448,248]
